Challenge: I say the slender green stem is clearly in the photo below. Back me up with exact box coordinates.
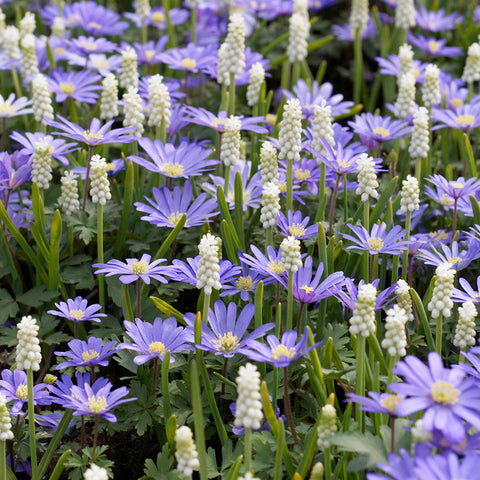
[224,164,231,197]
[291,61,300,90]
[363,199,370,282]
[355,336,366,432]
[286,272,294,331]
[202,293,211,325]
[27,369,37,480]
[1,440,6,480]
[435,313,443,355]
[151,358,159,395]
[286,158,293,212]
[161,352,171,422]
[266,226,273,252]
[190,5,197,43]
[91,415,99,462]
[97,203,104,310]
[402,211,411,281]
[283,367,299,444]
[136,278,141,318]
[328,174,341,235]
[191,360,207,480]
[82,146,94,211]
[353,29,363,104]
[141,20,147,44]
[244,427,252,474]
[228,72,236,116]
[324,447,332,480]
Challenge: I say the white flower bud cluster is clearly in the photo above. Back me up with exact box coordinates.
[119,47,139,90]
[462,43,480,84]
[408,107,430,160]
[259,141,279,184]
[453,300,477,349]
[422,64,440,109]
[58,171,80,216]
[238,473,260,480]
[20,34,39,80]
[355,153,378,202]
[395,280,414,323]
[147,74,171,129]
[0,10,6,46]
[221,116,241,167]
[100,73,119,120]
[317,404,338,449]
[20,12,36,38]
[0,393,13,441]
[293,0,309,17]
[287,12,310,63]
[311,463,325,480]
[32,138,53,190]
[51,16,66,38]
[280,235,302,272]
[394,72,416,119]
[260,182,280,229]
[411,419,432,444]
[234,363,263,430]
[246,62,265,107]
[427,263,456,319]
[196,233,222,295]
[217,14,246,86]
[400,174,420,213]
[311,101,334,156]
[135,0,151,21]
[84,464,108,480]
[123,86,145,137]
[350,283,377,337]
[89,154,111,205]
[16,315,41,371]
[32,73,54,124]
[278,98,302,161]
[395,0,415,30]
[349,0,369,34]
[397,44,414,86]
[175,426,200,477]
[381,304,408,357]
[3,26,20,59]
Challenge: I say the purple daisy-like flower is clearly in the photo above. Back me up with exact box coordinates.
[456,347,480,380]
[185,300,274,358]
[416,240,480,271]
[0,93,32,118]
[123,38,169,66]
[55,337,120,370]
[47,68,102,104]
[432,104,480,132]
[219,264,263,302]
[376,55,427,84]
[342,222,409,256]
[69,381,135,422]
[120,316,193,365]
[279,157,321,195]
[415,7,463,32]
[65,36,117,57]
[124,6,189,30]
[92,254,170,285]
[45,115,136,147]
[0,369,51,415]
[10,131,78,167]
[415,451,480,480]
[158,43,218,74]
[389,352,480,444]
[348,113,412,150]
[47,296,106,323]
[407,33,462,58]
[346,391,406,417]
[332,16,381,41]
[244,327,322,367]
[439,77,469,111]
[277,210,318,240]
[425,174,480,207]
[366,449,416,480]
[130,137,218,179]
[68,53,123,77]
[0,151,31,190]
[452,277,480,304]
[240,245,288,285]
[134,180,218,229]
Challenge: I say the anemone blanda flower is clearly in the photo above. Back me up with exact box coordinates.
[346,391,406,417]
[455,347,480,380]
[47,296,106,323]
[279,157,321,195]
[332,17,379,41]
[452,277,480,304]
[157,43,218,74]
[68,53,123,77]
[120,316,193,365]
[10,131,78,167]
[425,174,480,207]
[366,449,416,480]
[121,38,169,66]
[240,245,288,285]
[0,93,32,118]
[415,7,463,32]
[65,36,117,57]
[244,327,322,367]
[407,33,462,58]
[135,181,218,229]
[376,54,427,84]
[185,300,274,358]
[277,210,318,240]
[389,352,480,444]
[55,337,120,369]
[347,113,411,150]
[432,104,480,131]
[416,240,480,271]
[219,264,263,302]
[45,115,136,147]
[47,68,102,104]
[124,6,189,29]
[0,369,51,415]
[414,451,480,480]
[342,222,409,256]
[130,137,218,179]
[92,254,170,285]
[0,151,31,190]
[439,77,469,110]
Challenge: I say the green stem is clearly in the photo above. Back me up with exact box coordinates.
[324,447,332,480]
[244,427,252,474]
[363,199,370,282]
[1,440,6,480]
[202,293,211,325]
[291,61,300,90]
[355,336,366,432]
[97,203,104,310]
[286,272,294,331]
[286,157,293,212]
[402,211,411,281]
[161,352,171,421]
[228,72,236,116]
[353,29,363,105]
[27,369,37,480]
[190,5,197,43]
[283,367,299,444]
[435,313,443,355]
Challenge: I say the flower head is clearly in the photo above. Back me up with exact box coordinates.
[16,315,42,371]
[0,93,32,118]
[175,425,200,477]
[55,337,120,369]
[47,68,102,104]
[48,296,106,323]
[234,363,263,429]
[196,233,222,295]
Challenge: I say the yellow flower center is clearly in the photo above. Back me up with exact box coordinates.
[236,275,253,290]
[429,230,449,240]
[130,259,149,275]
[87,22,102,30]
[278,182,287,193]
[271,344,297,360]
[0,103,14,114]
[294,169,311,181]
[44,374,57,385]
[267,260,286,274]
[338,159,351,169]
[300,285,314,293]
[54,47,65,56]
[91,57,109,70]
[440,194,454,206]
[448,257,462,265]
[87,395,108,414]
[83,130,104,141]
[372,127,390,138]
[181,58,197,70]
[82,350,100,362]
[380,394,402,413]
[69,309,85,319]
[151,11,165,23]
[451,98,464,108]
[450,182,464,189]
[145,50,156,62]
[266,113,277,127]
[427,40,439,53]
[413,68,420,79]
[161,162,184,176]
[288,224,306,237]
[168,211,184,226]
[148,341,165,355]
[213,117,227,129]
[212,332,239,352]
[455,114,475,126]
[105,163,115,172]
[367,237,384,252]
[16,384,28,401]
[80,40,97,51]
[430,380,460,405]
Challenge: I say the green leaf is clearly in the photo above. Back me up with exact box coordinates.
[17,285,57,307]
[0,288,19,324]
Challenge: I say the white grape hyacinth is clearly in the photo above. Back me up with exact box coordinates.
[453,301,477,349]
[234,363,263,430]
[350,283,377,337]
[16,315,42,371]
[355,153,378,202]
[175,425,200,477]
[196,233,221,295]
[427,263,456,319]
[381,304,408,357]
